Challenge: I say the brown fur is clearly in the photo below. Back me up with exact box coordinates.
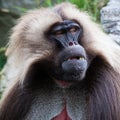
[1,2,120,120]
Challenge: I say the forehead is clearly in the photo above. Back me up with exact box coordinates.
[58,19,80,26]
[49,19,80,30]
[60,20,76,24]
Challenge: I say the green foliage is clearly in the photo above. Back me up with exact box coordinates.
[0,48,6,71]
[43,0,64,6]
[77,0,108,21]
[43,0,108,21]
[0,48,6,98]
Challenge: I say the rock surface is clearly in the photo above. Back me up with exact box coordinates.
[101,0,120,45]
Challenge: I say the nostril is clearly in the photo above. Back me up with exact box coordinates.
[74,42,77,45]
[69,42,73,46]
[69,42,78,46]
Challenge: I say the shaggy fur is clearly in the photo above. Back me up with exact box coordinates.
[0,2,120,120]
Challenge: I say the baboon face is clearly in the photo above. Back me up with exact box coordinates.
[46,20,88,87]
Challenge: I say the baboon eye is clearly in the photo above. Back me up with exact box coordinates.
[69,27,79,34]
[54,30,64,36]
[56,30,63,35]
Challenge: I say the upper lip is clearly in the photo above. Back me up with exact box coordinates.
[59,45,86,63]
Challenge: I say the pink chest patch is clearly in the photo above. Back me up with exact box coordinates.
[53,106,71,120]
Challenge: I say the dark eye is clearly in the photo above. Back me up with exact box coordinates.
[69,27,79,33]
[55,30,63,35]
[54,30,64,36]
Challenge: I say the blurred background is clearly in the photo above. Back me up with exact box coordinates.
[0,0,108,97]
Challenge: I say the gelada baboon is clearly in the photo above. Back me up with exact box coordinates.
[0,2,120,120]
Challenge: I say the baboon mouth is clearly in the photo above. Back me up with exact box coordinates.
[61,56,87,73]
[67,56,85,61]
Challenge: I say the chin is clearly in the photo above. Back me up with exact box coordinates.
[53,70,86,88]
